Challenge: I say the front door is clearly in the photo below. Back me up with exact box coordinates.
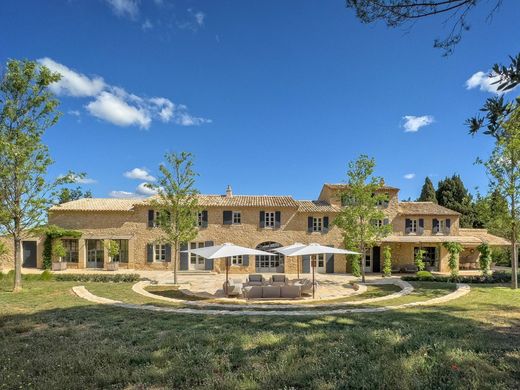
[22,241,37,268]
[86,240,104,268]
[255,242,284,273]
[372,246,381,273]
[363,248,372,273]
[315,254,326,273]
[189,242,206,270]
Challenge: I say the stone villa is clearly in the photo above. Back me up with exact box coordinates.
[1,183,509,274]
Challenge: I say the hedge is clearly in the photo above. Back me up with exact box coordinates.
[402,271,517,284]
[54,273,141,283]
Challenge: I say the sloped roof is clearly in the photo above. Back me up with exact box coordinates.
[398,202,460,216]
[195,195,300,208]
[382,235,482,244]
[297,200,341,212]
[323,183,400,191]
[459,229,510,246]
[49,198,139,212]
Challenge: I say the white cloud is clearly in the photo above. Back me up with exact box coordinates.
[403,173,416,180]
[40,58,210,129]
[142,19,153,31]
[86,91,152,129]
[194,11,205,26]
[178,9,206,31]
[465,71,503,94]
[109,190,139,198]
[136,182,158,196]
[124,168,156,181]
[38,58,105,97]
[68,110,81,117]
[105,0,139,19]
[402,115,434,132]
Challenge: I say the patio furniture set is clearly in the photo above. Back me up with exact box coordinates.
[223,274,315,299]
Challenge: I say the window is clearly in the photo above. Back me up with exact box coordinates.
[409,219,418,233]
[265,212,275,228]
[232,211,241,224]
[112,239,129,263]
[313,217,323,232]
[316,254,325,269]
[62,239,79,263]
[415,247,437,267]
[154,244,166,262]
[231,255,243,265]
[189,242,205,267]
[197,212,204,227]
[377,193,390,207]
[373,219,384,228]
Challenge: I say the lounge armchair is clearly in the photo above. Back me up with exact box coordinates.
[246,274,265,286]
[269,274,288,286]
[403,264,419,273]
[391,265,402,273]
[293,278,315,296]
[223,279,243,297]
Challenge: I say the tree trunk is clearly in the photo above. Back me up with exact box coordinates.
[512,193,518,289]
[173,242,178,285]
[13,235,22,292]
[360,243,366,283]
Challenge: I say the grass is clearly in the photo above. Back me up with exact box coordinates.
[1,278,520,389]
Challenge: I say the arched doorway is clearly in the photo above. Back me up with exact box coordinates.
[255,241,284,273]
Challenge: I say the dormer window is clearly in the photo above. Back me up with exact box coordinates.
[376,193,390,207]
[405,218,424,234]
[433,218,451,234]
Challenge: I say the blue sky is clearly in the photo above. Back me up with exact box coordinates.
[1,1,519,201]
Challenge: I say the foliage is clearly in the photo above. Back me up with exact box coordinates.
[350,254,361,278]
[345,0,503,56]
[492,247,510,266]
[414,248,426,272]
[417,177,437,203]
[0,240,6,256]
[473,189,510,236]
[40,225,82,270]
[382,246,392,277]
[468,54,520,289]
[104,240,120,261]
[51,239,66,261]
[436,174,475,227]
[415,270,433,281]
[0,59,80,291]
[403,270,517,284]
[477,243,492,276]
[57,187,92,204]
[443,242,464,277]
[146,152,200,284]
[54,273,141,283]
[39,270,53,281]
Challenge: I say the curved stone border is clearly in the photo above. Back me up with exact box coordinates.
[131,279,412,309]
[72,283,469,316]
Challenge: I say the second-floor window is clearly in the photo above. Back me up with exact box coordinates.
[154,244,166,262]
[313,217,323,232]
[265,212,275,228]
[409,219,417,233]
[231,255,243,265]
[198,212,204,227]
[433,218,451,234]
[232,211,241,224]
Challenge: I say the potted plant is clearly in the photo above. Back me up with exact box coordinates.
[51,239,67,271]
[105,240,120,271]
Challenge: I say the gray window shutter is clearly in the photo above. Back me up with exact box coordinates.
[419,218,424,228]
[223,211,232,225]
[204,241,214,270]
[326,245,334,273]
[446,218,451,228]
[259,211,265,228]
[148,210,155,228]
[243,255,249,266]
[165,244,172,262]
[202,210,208,228]
[302,255,311,273]
[383,218,389,225]
[146,244,153,262]
[180,243,189,270]
[323,216,329,233]
[405,218,411,233]
[275,211,281,228]
[308,217,313,233]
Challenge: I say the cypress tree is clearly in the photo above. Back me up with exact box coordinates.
[418,177,437,203]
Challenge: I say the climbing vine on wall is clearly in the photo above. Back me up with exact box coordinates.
[41,225,82,269]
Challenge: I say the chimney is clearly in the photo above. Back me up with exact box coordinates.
[226,184,233,197]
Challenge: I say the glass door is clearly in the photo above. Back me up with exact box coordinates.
[364,248,372,273]
[86,240,104,268]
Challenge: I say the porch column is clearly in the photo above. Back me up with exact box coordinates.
[78,238,86,269]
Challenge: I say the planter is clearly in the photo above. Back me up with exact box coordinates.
[106,262,119,271]
[52,262,67,271]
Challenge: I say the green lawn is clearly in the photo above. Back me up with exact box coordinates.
[1,279,520,389]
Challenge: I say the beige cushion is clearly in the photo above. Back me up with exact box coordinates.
[262,286,281,298]
[244,286,262,299]
[281,285,300,298]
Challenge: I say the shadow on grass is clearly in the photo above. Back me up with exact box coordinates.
[1,301,519,389]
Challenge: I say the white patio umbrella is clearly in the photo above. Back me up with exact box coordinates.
[183,243,274,295]
[276,243,360,298]
[273,243,307,278]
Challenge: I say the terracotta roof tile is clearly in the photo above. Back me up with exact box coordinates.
[49,198,139,212]
[398,202,460,216]
[459,229,510,245]
[195,195,300,208]
[297,200,341,212]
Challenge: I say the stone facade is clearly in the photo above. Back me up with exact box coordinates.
[2,183,505,274]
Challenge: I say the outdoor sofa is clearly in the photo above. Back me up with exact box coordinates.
[243,285,301,299]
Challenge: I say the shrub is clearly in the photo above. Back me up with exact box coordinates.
[477,242,492,276]
[415,270,433,280]
[54,273,141,283]
[414,248,426,272]
[39,270,54,281]
[443,242,464,277]
[382,246,392,277]
[402,270,517,284]
[350,255,361,278]
[492,247,510,266]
